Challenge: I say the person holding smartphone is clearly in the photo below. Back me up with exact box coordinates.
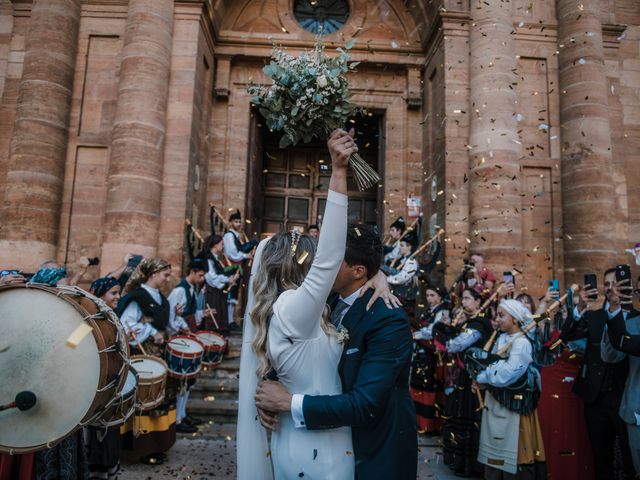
[562,267,637,480]
[601,275,640,475]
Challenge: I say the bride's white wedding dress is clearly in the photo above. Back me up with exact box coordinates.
[236,189,353,480]
[267,189,353,479]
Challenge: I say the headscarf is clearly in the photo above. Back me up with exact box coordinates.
[90,276,119,299]
[28,267,67,286]
[499,299,535,337]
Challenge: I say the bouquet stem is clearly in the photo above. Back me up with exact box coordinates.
[349,152,381,191]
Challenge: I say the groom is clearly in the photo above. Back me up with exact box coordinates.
[256,224,417,479]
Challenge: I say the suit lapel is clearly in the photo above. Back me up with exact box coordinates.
[338,291,372,372]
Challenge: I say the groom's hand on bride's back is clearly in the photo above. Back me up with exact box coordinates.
[256,381,292,412]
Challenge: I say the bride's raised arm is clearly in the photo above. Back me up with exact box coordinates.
[273,129,355,339]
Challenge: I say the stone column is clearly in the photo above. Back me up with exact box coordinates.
[101,0,174,270]
[557,0,616,283]
[0,0,80,268]
[468,0,522,273]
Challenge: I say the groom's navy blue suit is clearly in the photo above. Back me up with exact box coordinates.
[302,290,417,479]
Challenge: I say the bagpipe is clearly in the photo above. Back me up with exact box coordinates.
[462,285,579,414]
[211,204,258,256]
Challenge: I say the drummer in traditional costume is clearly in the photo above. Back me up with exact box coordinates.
[85,276,124,480]
[167,259,207,434]
[117,258,175,465]
[223,209,257,330]
[474,299,546,479]
[201,234,240,332]
[385,229,419,320]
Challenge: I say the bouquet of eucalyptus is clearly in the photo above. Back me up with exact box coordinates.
[248,40,381,191]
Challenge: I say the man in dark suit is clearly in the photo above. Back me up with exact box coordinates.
[256,225,417,479]
[563,267,637,480]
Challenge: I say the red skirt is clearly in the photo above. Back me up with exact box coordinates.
[0,453,35,480]
[537,351,594,480]
[411,388,444,432]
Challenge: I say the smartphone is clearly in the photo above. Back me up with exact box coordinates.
[549,279,560,300]
[88,257,100,266]
[503,272,515,284]
[127,254,143,269]
[615,264,632,312]
[584,273,598,300]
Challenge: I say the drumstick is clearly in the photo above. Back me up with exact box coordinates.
[130,330,148,356]
[206,303,220,330]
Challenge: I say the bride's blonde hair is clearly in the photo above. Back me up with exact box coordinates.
[251,232,332,378]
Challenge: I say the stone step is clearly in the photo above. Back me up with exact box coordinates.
[177,421,237,441]
[192,376,239,394]
[188,398,239,419]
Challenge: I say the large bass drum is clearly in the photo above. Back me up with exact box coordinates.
[0,284,129,453]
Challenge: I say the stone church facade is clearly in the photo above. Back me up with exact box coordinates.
[0,0,638,296]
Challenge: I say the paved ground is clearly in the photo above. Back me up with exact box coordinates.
[120,424,458,480]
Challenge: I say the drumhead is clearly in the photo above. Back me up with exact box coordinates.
[131,357,166,379]
[0,286,100,452]
[168,337,203,354]
[122,368,138,396]
[196,332,226,347]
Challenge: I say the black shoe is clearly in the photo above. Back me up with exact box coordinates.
[229,323,241,332]
[176,422,197,434]
[183,415,203,426]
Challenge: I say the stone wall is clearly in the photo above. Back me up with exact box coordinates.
[0,0,637,294]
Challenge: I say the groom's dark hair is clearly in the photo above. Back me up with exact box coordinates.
[344,224,382,279]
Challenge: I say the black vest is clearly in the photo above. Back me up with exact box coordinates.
[117,286,170,331]
[177,279,197,317]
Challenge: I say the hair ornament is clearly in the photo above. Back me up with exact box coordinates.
[290,230,302,257]
[297,250,309,265]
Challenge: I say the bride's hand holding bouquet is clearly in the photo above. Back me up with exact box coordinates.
[248,40,380,191]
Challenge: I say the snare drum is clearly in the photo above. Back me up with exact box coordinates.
[91,368,138,427]
[195,331,227,368]
[165,336,204,379]
[0,284,129,454]
[130,355,167,411]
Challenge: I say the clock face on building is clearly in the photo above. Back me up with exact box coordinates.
[293,0,350,35]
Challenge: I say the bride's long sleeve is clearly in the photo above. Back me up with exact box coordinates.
[273,189,347,340]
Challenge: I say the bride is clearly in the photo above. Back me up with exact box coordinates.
[237,129,358,479]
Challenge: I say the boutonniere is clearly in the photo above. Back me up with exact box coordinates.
[337,325,350,344]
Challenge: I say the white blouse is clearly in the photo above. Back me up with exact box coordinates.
[476,332,532,387]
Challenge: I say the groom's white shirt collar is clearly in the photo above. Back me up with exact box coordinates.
[340,287,362,308]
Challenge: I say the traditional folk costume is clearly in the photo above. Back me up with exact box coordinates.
[83,276,124,480]
[117,284,176,458]
[474,300,546,480]
[411,303,448,433]
[429,311,493,476]
[167,279,203,428]
[383,216,405,262]
[203,250,235,332]
[385,230,419,320]
[222,210,258,327]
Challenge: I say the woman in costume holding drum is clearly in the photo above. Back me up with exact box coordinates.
[201,234,240,333]
[473,299,547,479]
[85,276,125,480]
[117,258,175,465]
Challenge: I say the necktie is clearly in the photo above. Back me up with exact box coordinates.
[330,299,350,327]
